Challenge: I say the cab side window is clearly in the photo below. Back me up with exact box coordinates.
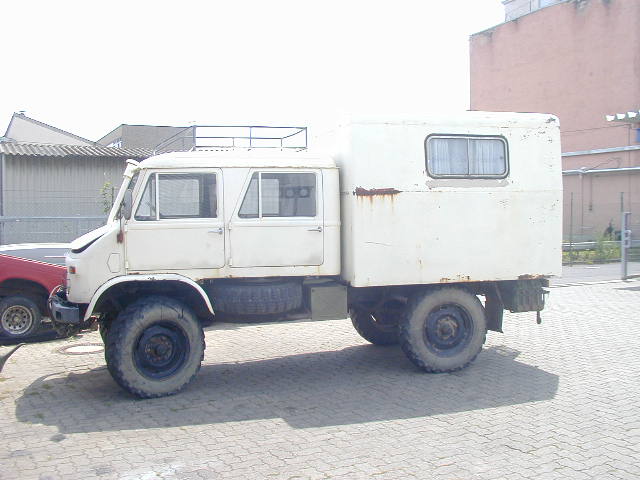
[239,172,316,218]
[134,175,157,221]
[134,173,217,221]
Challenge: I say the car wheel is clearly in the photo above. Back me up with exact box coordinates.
[0,296,42,339]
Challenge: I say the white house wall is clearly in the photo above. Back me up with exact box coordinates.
[5,115,93,146]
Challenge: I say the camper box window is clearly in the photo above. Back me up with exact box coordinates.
[425,135,508,179]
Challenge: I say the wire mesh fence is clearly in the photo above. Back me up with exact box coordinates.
[1,187,112,244]
[2,187,114,217]
[563,192,640,243]
[0,217,106,244]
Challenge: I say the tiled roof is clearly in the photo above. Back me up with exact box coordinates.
[0,141,151,158]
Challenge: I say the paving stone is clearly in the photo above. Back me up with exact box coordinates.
[0,281,639,479]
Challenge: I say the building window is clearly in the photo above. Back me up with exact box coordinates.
[539,0,559,8]
[135,173,217,220]
[239,172,316,218]
[425,135,508,178]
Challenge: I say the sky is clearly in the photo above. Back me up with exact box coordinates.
[0,0,504,142]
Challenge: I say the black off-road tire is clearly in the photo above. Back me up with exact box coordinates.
[99,322,109,343]
[400,288,486,373]
[350,309,399,345]
[105,296,205,399]
[210,280,302,315]
[98,313,115,344]
[0,296,42,339]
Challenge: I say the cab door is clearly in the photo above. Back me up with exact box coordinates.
[229,170,323,267]
[125,170,225,271]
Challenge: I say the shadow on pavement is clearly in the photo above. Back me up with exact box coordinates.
[616,285,640,292]
[15,344,558,432]
[0,324,60,346]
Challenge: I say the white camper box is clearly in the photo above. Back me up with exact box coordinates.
[331,112,563,287]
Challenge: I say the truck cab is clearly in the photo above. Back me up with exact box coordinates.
[62,150,340,311]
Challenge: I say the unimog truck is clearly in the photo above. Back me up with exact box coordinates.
[50,112,562,398]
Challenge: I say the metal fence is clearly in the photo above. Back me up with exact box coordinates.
[563,192,640,244]
[0,186,111,244]
[0,216,106,244]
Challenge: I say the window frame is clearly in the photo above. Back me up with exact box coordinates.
[235,170,319,220]
[424,133,510,180]
[133,170,219,222]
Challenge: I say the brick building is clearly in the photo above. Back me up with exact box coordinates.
[470,0,640,241]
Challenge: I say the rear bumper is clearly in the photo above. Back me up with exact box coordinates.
[48,287,80,324]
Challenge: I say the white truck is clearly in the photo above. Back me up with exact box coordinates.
[50,112,562,398]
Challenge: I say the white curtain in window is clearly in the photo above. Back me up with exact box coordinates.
[159,177,200,216]
[469,139,506,175]
[428,138,468,175]
[261,178,280,215]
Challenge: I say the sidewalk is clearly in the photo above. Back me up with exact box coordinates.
[553,261,640,285]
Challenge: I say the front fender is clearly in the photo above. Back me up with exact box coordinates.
[84,274,214,321]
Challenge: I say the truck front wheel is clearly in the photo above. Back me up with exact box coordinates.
[399,288,486,373]
[105,296,205,398]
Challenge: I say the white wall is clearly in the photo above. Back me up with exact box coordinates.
[6,115,92,145]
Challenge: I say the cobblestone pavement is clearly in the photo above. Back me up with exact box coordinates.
[1,281,639,480]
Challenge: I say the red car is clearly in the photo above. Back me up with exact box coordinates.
[0,253,66,339]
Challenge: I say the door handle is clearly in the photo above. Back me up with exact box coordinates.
[308,226,323,232]
[208,228,224,234]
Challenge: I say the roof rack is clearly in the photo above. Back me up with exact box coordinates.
[153,125,307,154]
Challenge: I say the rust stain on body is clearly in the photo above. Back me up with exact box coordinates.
[440,275,472,283]
[354,187,401,197]
[518,274,544,280]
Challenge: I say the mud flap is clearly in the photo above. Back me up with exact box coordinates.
[484,289,504,333]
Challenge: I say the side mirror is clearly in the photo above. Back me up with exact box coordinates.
[122,190,133,220]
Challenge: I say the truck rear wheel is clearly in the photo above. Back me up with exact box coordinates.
[350,308,399,345]
[399,288,486,373]
[105,296,205,398]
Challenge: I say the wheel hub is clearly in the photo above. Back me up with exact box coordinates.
[436,316,458,340]
[134,324,188,379]
[143,335,174,364]
[1,306,32,335]
[424,305,471,355]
